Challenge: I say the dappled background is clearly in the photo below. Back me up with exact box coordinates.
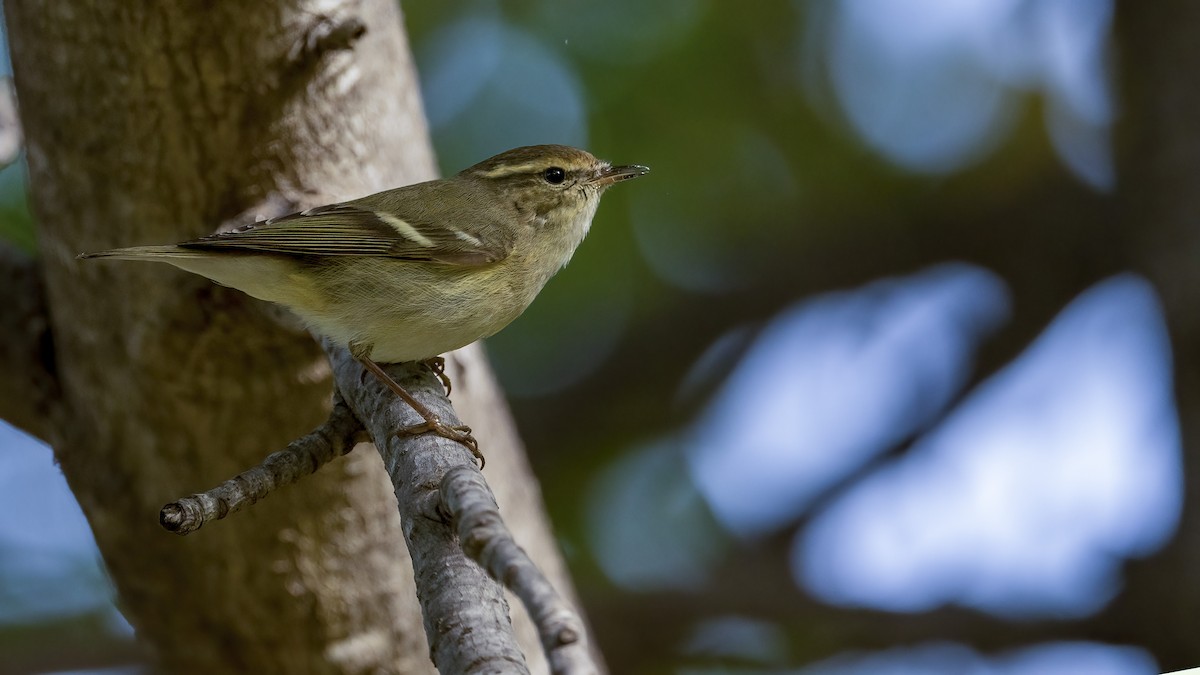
[3,1,1197,673]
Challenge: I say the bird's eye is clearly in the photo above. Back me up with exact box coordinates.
[543,167,567,185]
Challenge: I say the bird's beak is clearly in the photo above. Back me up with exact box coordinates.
[590,163,650,188]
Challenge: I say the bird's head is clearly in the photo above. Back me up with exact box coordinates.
[461,144,649,230]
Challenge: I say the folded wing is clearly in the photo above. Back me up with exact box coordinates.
[180,200,513,266]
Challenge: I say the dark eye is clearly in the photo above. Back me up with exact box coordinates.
[543,167,566,185]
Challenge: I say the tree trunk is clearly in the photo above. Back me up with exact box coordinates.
[2,2,575,672]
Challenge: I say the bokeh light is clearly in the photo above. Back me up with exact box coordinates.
[805,0,1115,188]
[797,276,1181,617]
[686,264,1009,535]
[0,424,133,649]
[586,439,726,592]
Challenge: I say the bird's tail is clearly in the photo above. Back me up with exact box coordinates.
[77,245,206,261]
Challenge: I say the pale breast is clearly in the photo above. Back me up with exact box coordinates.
[302,254,544,363]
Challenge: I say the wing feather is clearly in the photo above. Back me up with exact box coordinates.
[179,187,514,266]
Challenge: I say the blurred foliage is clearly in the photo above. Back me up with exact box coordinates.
[0,161,32,252]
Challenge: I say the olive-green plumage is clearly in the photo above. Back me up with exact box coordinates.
[80,145,649,364]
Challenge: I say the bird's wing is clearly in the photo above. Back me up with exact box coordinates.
[179,199,514,266]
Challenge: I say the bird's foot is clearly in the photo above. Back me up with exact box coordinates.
[397,415,484,468]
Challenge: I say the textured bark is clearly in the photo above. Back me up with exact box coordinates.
[444,344,601,674]
[441,466,597,675]
[329,350,531,674]
[3,2,581,672]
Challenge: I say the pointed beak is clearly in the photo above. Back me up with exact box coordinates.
[590,163,650,188]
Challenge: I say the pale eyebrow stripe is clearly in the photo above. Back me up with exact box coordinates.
[375,211,434,247]
[476,163,541,179]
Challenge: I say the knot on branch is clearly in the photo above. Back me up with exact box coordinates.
[160,499,203,534]
[552,626,580,646]
[288,15,368,74]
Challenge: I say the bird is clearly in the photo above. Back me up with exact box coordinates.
[79,145,650,464]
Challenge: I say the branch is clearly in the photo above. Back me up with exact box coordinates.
[150,331,595,667]
[442,466,598,675]
[142,349,574,664]
[0,243,59,442]
[159,392,366,535]
[150,333,601,672]
[325,341,533,674]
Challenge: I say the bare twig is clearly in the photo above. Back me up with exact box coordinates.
[441,466,598,675]
[159,392,366,535]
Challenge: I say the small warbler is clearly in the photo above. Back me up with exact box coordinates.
[80,145,649,461]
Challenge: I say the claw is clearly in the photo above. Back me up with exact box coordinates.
[397,415,484,468]
[424,356,453,395]
[352,346,484,469]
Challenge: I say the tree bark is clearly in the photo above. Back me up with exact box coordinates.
[3,2,579,672]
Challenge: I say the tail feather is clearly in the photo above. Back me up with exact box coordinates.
[76,240,291,304]
[77,245,206,261]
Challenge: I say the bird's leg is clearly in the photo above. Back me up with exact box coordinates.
[349,344,483,467]
[424,356,452,395]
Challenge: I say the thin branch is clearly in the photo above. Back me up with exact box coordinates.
[159,392,366,535]
[326,340,532,674]
[0,243,59,443]
[441,466,598,675]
